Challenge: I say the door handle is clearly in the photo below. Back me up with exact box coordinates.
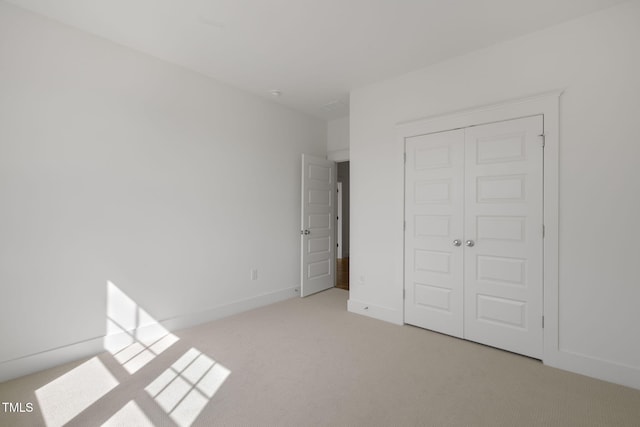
[465,240,475,247]
[301,229,311,235]
[453,239,462,247]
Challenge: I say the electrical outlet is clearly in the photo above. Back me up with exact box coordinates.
[250,269,258,280]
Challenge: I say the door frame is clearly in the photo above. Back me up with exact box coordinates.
[337,182,343,259]
[397,90,562,365]
[329,152,350,290]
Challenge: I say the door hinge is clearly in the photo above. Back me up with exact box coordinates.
[403,288,406,299]
[403,153,407,164]
[542,224,545,238]
[403,220,406,231]
[542,316,545,328]
[539,134,546,148]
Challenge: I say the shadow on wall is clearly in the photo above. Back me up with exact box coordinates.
[3,281,230,427]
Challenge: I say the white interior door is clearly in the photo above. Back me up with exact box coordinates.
[404,115,544,359]
[404,129,465,337]
[301,155,336,297]
[463,116,544,358]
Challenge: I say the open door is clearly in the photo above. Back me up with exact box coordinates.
[300,154,336,297]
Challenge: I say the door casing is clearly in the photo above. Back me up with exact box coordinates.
[337,182,343,259]
[397,91,561,365]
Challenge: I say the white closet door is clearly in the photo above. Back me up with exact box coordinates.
[404,129,465,338]
[463,116,544,358]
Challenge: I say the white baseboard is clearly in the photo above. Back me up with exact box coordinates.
[347,299,640,391]
[546,349,640,391]
[0,338,104,383]
[0,287,297,383]
[347,299,403,325]
[160,287,297,331]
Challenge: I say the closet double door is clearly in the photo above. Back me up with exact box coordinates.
[404,115,543,359]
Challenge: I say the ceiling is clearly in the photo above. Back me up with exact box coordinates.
[5,0,628,120]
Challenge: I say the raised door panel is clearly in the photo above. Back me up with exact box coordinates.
[463,116,543,359]
[404,130,464,338]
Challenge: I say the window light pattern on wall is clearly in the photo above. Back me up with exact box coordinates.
[104,281,179,374]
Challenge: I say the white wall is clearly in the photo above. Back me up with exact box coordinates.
[327,116,350,161]
[349,0,640,389]
[0,3,326,381]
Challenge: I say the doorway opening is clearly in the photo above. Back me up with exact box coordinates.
[336,161,350,290]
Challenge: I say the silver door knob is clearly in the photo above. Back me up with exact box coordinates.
[301,229,310,235]
[453,239,462,247]
[465,240,475,247]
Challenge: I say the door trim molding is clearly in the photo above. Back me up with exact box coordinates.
[337,182,343,259]
[397,90,562,366]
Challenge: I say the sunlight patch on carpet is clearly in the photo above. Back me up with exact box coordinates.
[36,357,118,427]
[102,400,153,427]
[145,347,231,427]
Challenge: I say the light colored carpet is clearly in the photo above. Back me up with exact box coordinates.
[1,288,639,426]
